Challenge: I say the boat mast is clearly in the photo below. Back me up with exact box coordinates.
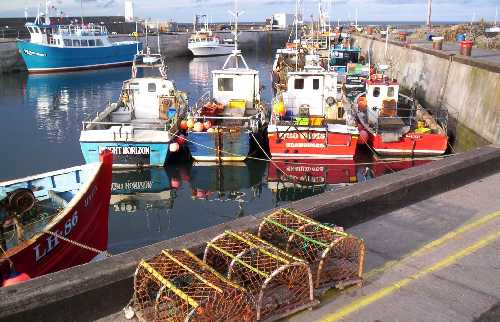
[80,0,84,25]
[427,0,432,30]
[222,0,249,70]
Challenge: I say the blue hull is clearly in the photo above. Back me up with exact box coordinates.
[187,130,251,161]
[17,40,141,72]
[80,142,169,168]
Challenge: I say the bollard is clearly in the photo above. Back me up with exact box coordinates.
[460,40,473,56]
[432,36,444,50]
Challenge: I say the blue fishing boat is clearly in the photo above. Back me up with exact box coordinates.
[79,52,188,168]
[185,5,267,162]
[17,7,140,73]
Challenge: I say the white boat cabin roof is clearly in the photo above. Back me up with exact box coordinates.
[24,22,115,48]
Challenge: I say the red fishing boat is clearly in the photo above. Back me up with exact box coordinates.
[267,159,358,202]
[353,73,448,157]
[0,151,112,286]
[269,55,359,159]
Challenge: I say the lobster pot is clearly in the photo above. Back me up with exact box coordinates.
[257,209,365,292]
[131,249,253,322]
[203,231,316,321]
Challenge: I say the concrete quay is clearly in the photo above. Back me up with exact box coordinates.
[0,144,499,322]
[286,167,500,322]
[352,34,500,145]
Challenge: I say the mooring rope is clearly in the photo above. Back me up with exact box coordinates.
[43,230,112,258]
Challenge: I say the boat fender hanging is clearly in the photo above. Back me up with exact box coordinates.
[2,271,31,287]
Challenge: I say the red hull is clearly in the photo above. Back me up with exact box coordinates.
[268,130,358,159]
[268,159,358,186]
[1,152,112,281]
[369,132,448,157]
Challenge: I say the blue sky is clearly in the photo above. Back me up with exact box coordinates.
[0,0,498,22]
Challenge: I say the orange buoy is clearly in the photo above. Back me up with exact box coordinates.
[180,120,188,130]
[203,120,212,130]
[193,122,204,132]
[169,142,180,152]
[2,272,31,287]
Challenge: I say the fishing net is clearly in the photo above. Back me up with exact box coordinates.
[257,209,365,291]
[203,230,316,321]
[131,249,254,322]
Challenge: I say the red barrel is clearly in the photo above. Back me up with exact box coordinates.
[399,32,407,42]
[460,40,473,56]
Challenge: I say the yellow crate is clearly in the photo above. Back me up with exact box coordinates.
[229,99,246,109]
[294,117,324,126]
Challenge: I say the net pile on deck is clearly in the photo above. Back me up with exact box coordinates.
[203,230,316,321]
[130,249,253,322]
[257,209,365,292]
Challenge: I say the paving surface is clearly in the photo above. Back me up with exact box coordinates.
[413,40,500,65]
[285,171,500,322]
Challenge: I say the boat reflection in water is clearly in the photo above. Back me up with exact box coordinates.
[107,160,270,253]
[187,161,267,218]
[268,158,433,203]
[108,168,176,253]
[25,67,129,143]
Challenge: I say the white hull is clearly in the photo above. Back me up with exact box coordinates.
[188,44,233,57]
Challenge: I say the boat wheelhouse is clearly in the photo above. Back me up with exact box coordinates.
[79,53,188,168]
[354,74,448,157]
[268,55,359,159]
[0,151,112,286]
[17,9,140,73]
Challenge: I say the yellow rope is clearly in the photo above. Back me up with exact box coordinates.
[161,250,223,294]
[139,261,199,308]
[226,231,290,264]
[182,249,246,291]
[281,209,348,236]
[206,242,269,278]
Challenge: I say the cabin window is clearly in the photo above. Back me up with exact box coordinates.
[387,87,395,98]
[81,40,88,46]
[88,39,95,46]
[63,39,71,46]
[27,27,33,33]
[96,39,103,46]
[373,87,381,98]
[72,39,81,47]
[294,78,304,90]
[148,83,157,92]
[218,78,233,92]
[313,79,320,90]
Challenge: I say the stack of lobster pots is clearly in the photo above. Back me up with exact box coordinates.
[125,208,365,322]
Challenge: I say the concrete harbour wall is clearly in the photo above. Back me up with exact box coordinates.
[0,39,25,74]
[1,144,499,322]
[353,35,500,144]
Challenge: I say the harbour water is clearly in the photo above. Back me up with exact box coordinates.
[0,50,488,255]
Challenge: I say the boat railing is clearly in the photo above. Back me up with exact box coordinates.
[82,121,169,131]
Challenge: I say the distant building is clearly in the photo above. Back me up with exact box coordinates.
[271,13,297,29]
[124,0,134,22]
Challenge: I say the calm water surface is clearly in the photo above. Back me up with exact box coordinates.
[0,50,483,255]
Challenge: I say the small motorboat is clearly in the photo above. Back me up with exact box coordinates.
[79,50,188,168]
[353,73,448,157]
[0,151,113,287]
[188,15,234,57]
